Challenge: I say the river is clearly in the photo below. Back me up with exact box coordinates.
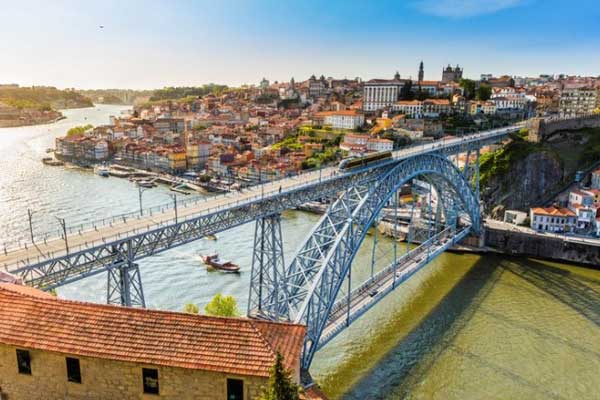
[0,105,598,399]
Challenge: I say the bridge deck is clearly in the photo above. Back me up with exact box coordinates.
[1,126,517,277]
[319,226,471,348]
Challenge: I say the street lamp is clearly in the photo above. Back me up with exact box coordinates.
[55,216,69,254]
[138,185,149,216]
[169,194,178,224]
[27,209,35,244]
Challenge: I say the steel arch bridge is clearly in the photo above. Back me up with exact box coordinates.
[2,125,521,380]
[248,152,481,372]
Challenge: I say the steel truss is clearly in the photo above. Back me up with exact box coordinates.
[10,129,500,313]
[248,213,286,319]
[249,153,480,371]
[13,168,383,290]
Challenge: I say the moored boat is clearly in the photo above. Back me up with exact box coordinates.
[205,234,218,241]
[94,165,110,177]
[136,179,156,188]
[201,254,240,273]
[41,157,64,166]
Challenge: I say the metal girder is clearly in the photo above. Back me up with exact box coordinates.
[9,127,513,291]
[12,168,383,289]
[248,214,287,319]
[107,262,145,307]
[269,153,480,370]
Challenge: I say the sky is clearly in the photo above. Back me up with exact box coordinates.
[0,0,598,89]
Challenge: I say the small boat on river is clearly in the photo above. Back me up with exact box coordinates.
[136,179,156,188]
[94,165,110,177]
[41,157,64,166]
[201,253,240,273]
[205,234,218,241]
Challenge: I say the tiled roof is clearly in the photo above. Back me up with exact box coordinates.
[0,284,305,378]
[531,207,576,217]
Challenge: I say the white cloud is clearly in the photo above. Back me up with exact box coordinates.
[415,0,523,17]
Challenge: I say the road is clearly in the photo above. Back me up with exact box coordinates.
[320,226,464,346]
[1,126,518,273]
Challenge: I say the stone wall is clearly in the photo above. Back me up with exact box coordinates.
[528,115,600,143]
[484,227,600,267]
[0,344,267,400]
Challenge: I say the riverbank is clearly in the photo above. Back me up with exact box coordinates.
[0,110,66,128]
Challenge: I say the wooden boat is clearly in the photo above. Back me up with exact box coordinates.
[201,254,240,273]
[205,234,218,241]
[136,180,156,188]
[42,157,64,166]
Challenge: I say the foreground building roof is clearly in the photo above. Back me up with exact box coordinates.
[0,284,305,378]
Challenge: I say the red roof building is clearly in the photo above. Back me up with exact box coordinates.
[0,283,306,399]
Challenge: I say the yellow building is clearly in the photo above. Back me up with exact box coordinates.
[0,283,306,400]
[167,148,187,172]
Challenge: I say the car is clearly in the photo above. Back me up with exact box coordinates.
[369,289,379,297]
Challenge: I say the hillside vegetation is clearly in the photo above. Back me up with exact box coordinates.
[0,86,92,111]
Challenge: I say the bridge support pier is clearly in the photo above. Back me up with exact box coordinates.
[248,213,286,319]
[107,262,146,307]
[106,240,146,308]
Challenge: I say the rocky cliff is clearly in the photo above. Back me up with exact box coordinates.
[481,126,600,216]
[481,148,563,217]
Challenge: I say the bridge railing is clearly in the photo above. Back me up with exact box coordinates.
[2,125,516,270]
[2,165,347,271]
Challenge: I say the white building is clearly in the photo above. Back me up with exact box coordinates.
[363,74,408,112]
[316,110,365,130]
[559,88,599,117]
[530,207,576,233]
[393,100,423,119]
[493,96,527,111]
[367,138,393,152]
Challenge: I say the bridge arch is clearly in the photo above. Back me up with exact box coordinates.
[254,153,480,370]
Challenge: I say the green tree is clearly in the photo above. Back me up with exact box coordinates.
[259,352,300,400]
[183,303,199,314]
[204,293,240,317]
[400,80,414,100]
[459,79,477,100]
[477,84,492,101]
[67,124,93,136]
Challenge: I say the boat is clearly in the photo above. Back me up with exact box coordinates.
[205,234,218,241]
[170,183,193,195]
[136,180,156,188]
[41,157,64,166]
[201,254,240,273]
[94,165,110,177]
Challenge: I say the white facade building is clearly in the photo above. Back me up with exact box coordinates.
[363,77,408,112]
[317,110,365,130]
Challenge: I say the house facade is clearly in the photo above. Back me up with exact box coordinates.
[0,284,305,400]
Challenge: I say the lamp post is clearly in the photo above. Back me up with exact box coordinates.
[169,194,178,224]
[27,209,35,244]
[138,185,149,216]
[55,216,69,254]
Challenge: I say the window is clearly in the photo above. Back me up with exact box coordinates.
[227,378,244,400]
[16,349,31,375]
[66,357,81,383]
[142,368,159,395]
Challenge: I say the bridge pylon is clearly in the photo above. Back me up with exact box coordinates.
[106,240,146,308]
[247,213,287,320]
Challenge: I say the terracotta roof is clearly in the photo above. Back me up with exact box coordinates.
[0,284,305,378]
[314,110,362,117]
[530,207,576,217]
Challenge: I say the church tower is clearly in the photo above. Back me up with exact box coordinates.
[418,61,424,82]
